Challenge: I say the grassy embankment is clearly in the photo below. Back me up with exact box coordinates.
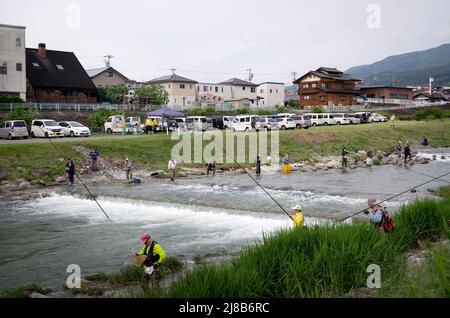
[148,187,449,298]
[0,120,449,182]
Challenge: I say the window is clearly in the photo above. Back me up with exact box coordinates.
[242,87,246,91]
[276,89,278,94]
[107,71,113,77]
[168,84,171,88]
[56,64,64,70]
[340,96,346,101]
[215,87,218,93]
[16,63,22,71]
[16,38,21,47]
[302,84,309,89]
[321,83,327,88]
[203,86,208,91]
[270,89,273,94]
[251,87,256,93]
[311,83,317,88]
[260,89,263,93]
[320,96,325,101]
[221,87,223,93]
[0,62,7,74]
[189,85,192,89]
[304,95,310,100]
[180,84,185,89]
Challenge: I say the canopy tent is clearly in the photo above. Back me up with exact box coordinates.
[146,107,185,117]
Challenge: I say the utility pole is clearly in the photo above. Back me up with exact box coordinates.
[291,71,297,82]
[103,55,114,67]
[170,68,176,75]
[246,69,254,82]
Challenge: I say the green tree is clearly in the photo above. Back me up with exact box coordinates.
[189,108,215,116]
[8,105,35,124]
[235,108,250,115]
[101,84,129,104]
[312,106,325,113]
[275,105,287,113]
[88,109,124,129]
[287,99,300,108]
[135,84,169,105]
[0,95,24,103]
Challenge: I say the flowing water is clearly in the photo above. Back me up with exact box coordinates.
[0,150,449,291]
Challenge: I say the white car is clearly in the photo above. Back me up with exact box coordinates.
[231,115,260,132]
[369,113,388,122]
[30,119,63,138]
[58,121,91,137]
[258,116,278,130]
[275,117,297,130]
[332,113,352,125]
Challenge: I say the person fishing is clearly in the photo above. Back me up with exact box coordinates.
[66,158,75,186]
[124,157,133,181]
[136,233,166,289]
[206,160,216,176]
[421,136,429,146]
[404,142,412,163]
[290,205,305,229]
[168,157,177,181]
[89,148,99,171]
[363,198,395,233]
[341,148,349,168]
[396,141,402,160]
[256,155,261,175]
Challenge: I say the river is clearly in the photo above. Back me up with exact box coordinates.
[0,149,449,291]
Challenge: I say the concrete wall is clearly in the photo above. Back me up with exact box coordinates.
[0,24,26,100]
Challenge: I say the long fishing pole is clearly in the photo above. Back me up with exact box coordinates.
[340,171,450,222]
[39,129,110,219]
[207,131,293,221]
[407,168,450,184]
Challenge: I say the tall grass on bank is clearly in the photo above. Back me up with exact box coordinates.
[165,198,449,298]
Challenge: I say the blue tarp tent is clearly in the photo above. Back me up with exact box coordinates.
[146,107,185,117]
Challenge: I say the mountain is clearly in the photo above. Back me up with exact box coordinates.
[346,43,450,86]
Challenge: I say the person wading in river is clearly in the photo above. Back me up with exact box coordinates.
[404,142,412,164]
[256,155,261,175]
[342,148,349,168]
[168,158,177,181]
[124,158,133,181]
[66,158,75,186]
[136,233,166,290]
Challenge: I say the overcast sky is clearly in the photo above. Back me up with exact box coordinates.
[2,0,450,84]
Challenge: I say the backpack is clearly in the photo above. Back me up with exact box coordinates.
[381,208,395,233]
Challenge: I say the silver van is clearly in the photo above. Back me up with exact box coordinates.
[0,120,29,140]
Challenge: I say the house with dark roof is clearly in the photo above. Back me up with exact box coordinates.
[26,43,97,103]
[86,66,129,88]
[358,85,413,100]
[144,73,198,108]
[293,67,361,106]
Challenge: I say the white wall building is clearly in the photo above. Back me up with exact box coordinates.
[0,24,26,100]
[257,82,285,108]
[144,74,197,109]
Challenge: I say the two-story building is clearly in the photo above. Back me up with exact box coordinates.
[358,85,413,101]
[257,82,285,108]
[26,43,98,103]
[86,66,129,88]
[0,24,27,100]
[294,67,361,107]
[219,78,258,109]
[144,73,198,108]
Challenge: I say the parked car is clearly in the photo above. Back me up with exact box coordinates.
[125,117,142,133]
[369,113,388,122]
[353,112,371,124]
[348,114,362,124]
[223,116,236,129]
[104,115,125,134]
[277,113,297,118]
[306,113,336,126]
[0,120,29,140]
[332,113,352,125]
[291,115,311,129]
[186,116,212,131]
[58,121,91,137]
[258,116,278,130]
[173,117,187,130]
[275,117,297,130]
[231,115,260,131]
[30,119,63,138]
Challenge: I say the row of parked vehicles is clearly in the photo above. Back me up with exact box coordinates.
[0,112,388,139]
[0,119,91,139]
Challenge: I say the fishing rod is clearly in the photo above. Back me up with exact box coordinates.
[210,132,293,221]
[407,168,450,184]
[38,128,110,219]
[340,170,450,222]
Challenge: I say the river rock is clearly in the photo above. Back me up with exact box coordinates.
[30,292,49,298]
[55,176,67,183]
[19,181,31,189]
[349,164,357,169]
[419,158,429,164]
[15,178,26,185]
[357,150,367,157]
[1,180,9,186]
[326,160,341,169]
[405,255,425,274]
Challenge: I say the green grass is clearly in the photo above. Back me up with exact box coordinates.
[1,120,449,181]
[0,283,51,298]
[159,196,449,298]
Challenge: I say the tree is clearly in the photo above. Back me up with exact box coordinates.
[135,84,169,105]
[8,105,35,124]
[287,99,300,108]
[312,106,325,113]
[101,84,129,104]
[189,108,215,116]
[88,109,124,128]
[275,105,287,113]
[0,95,24,103]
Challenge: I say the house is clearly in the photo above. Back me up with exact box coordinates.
[0,24,27,100]
[86,66,129,88]
[144,73,197,108]
[413,92,447,103]
[196,82,226,109]
[219,78,258,102]
[26,43,97,103]
[293,67,361,107]
[359,85,413,100]
[257,82,285,108]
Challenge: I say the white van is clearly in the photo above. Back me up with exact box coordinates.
[231,115,260,132]
[223,116,236,129]
[30,119,63,138]
[306,113,336,126]
[104,115,125,134]
[277,113,297,118]
[186,116,211,131]
[0,120,29,140]
[332,113,351,125]
[125,117,142,133]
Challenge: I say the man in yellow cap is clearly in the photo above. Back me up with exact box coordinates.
[390,114,396,128]
[291,204,305,229]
